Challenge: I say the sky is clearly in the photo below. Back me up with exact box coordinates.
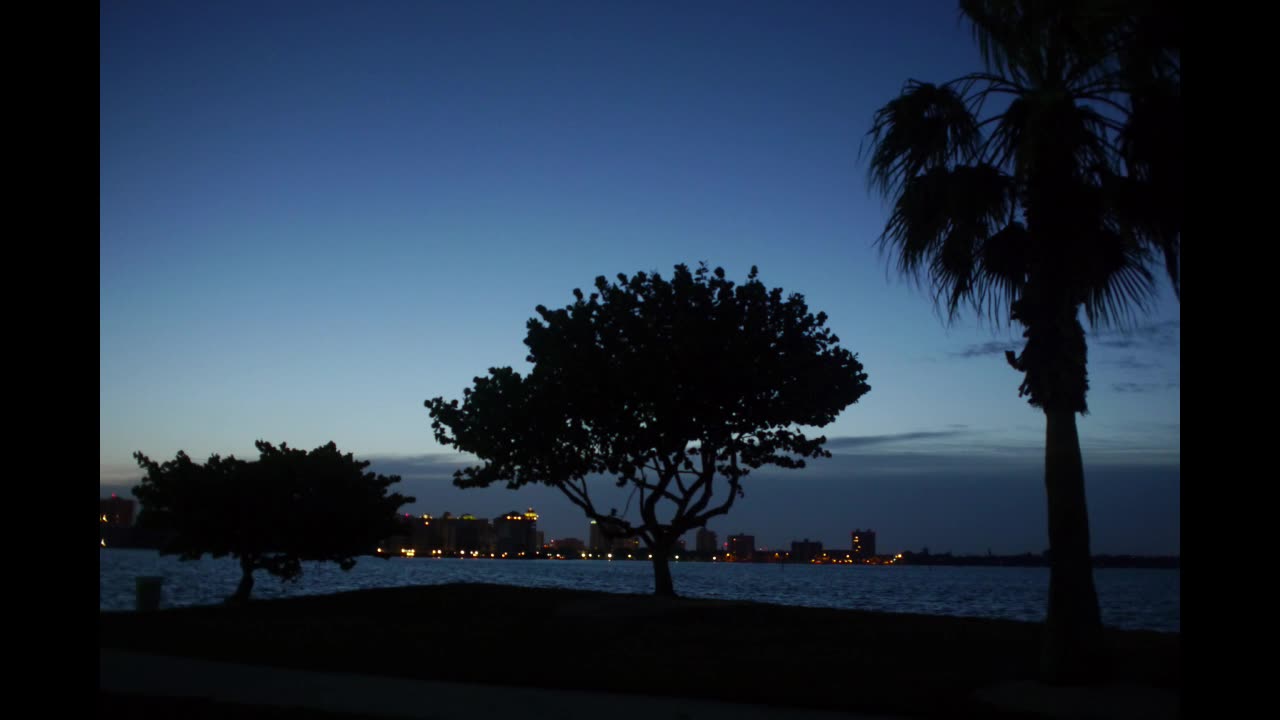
[100,0,1180,556]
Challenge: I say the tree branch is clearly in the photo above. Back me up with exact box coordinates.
[558,478,635,539]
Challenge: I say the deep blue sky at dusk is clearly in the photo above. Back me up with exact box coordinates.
[101,0,1179,555]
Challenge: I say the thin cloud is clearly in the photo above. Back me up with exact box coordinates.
[953,320,1179,358]
[823,430,972,449]
[364,453,477,481]
[100,462,141,485]
[1113,382,1179,393]
[1102,355,1161,371]
[1092,320,1180,351]
[949,341,1017,359]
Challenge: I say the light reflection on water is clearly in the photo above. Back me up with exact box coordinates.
[99,549,1179,633]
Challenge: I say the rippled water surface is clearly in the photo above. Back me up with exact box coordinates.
[100,549,1179,632]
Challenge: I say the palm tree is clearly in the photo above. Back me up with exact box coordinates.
[863,0,1179,684]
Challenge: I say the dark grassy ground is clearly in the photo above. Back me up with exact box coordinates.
[99,583,1179,718]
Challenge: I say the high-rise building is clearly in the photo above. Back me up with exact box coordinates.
[589,520,606,552]
[851,529,877,557]
[727,534,755,560]
[411,514,443,551]
[100,495,135,527]
[613,536,642,552]
[590,520,639,553]
[548,537,586,554]
[452,513,493,553]
[493,508,538,555]
[420,512,496,554]
[696,528,718,554]
[791,538,823,563]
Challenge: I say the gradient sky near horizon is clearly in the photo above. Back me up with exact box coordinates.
[101,0,1180,555]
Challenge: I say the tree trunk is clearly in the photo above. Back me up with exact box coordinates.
[1041,407,1105,684]
[650,541,676,597]
[228,556,256,605]
[1008,287,1106,684]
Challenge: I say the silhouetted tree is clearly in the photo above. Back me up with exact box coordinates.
[863,0,1179,683]
[427,264,870,596]
[132,441,413,604]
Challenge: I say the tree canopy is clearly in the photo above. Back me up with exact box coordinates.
[427,263,870,595]
[132,440,413,603]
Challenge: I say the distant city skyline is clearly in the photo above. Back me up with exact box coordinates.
[101,420,1178,556]
[101,1,1178,558]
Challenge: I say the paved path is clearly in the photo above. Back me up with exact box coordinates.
[971,680,1180,720]
[100,649,1178,719]
[100,649,900,720]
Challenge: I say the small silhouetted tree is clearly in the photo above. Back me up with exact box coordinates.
[426,264,870,596]
[132,441,413,604]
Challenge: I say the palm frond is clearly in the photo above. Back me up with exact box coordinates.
[986,92,1120,183]
[1117,11,1180,298]
[1102,161,1180,300]
[865,81,981,198]
[960,0,1034,83]
[878,164,1018,323]
[975,221,1032,325]
[1077,226,1157,330]
[982,95,1028,170]
[868,0,1181,339]
[1113,0,1182,86]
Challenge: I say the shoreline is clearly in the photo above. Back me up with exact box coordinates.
[100,551,1181,633]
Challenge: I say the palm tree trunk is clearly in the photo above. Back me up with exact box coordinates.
[1009,293,1107,684]
[1041,407,1105,684]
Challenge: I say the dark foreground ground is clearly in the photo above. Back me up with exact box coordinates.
[100,692,363,719]
[99,583,1179,718]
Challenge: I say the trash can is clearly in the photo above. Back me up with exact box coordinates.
[136,576,163,612]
